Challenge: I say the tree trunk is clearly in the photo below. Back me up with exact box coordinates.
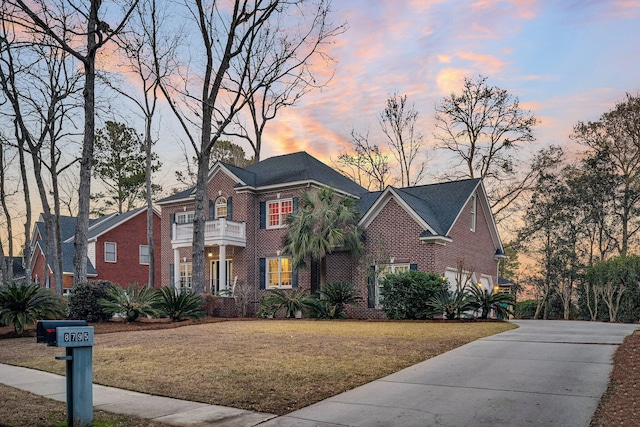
[73,2,99,285]
[145,119,155,289]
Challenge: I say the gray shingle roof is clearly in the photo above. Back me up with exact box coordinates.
[241,152,367,195]
[86,208,144,240]
[359,179,481,237]
[396,178,481,236]
[157,152,367,204]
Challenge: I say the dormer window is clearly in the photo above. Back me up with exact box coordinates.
[215,197,227,219]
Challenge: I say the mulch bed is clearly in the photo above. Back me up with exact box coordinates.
[590,330,639,427]
[0,317,237,340]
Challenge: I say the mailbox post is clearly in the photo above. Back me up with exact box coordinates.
[37,321,94,427]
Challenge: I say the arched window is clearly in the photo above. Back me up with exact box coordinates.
[215,197,227,219]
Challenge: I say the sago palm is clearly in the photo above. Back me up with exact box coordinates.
[283,187,364,291]
[467,284,515,319]
[0,282,64,335]
[99,284,159,322]
[157,287,205,321]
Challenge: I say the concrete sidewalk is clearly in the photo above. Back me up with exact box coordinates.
[0,363,276,426]
[1,320,637,426]
[261,320,639,427]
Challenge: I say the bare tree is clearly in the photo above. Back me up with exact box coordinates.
[156,0,343,294]
[572,93,640,256]
[0,19,83,294]
[224,1,345,162]
[102,0,177,287]
[334,129,393,191]
[434,75,537,221]
[7,0,139,285]
[380,92,426,187]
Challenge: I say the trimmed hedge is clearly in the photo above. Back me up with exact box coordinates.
[68,281,114,322]
[380,271,448,319]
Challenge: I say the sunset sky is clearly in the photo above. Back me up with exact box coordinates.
[154,0,640,187]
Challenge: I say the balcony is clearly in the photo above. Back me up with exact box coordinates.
[172,218,246,248]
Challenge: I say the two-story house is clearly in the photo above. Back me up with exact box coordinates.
[157,151,504,318]
[30,207,161,294]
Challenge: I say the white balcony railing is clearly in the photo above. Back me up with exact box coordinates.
[172,218,246,248]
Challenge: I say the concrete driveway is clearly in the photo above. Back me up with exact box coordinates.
[260,320,639,427]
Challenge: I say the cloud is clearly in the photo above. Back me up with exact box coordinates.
[436,68,472,95]
[457,51,510,74]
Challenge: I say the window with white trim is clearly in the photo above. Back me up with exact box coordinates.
[105,242,117,263]
[376,263,410,308]
[470,194,477,232]
[267,199,293,228]
[215,197,227,219]
[267,257,293,288]
[176,211,194,224]
[139,245,150,265]
[179,263,192,289]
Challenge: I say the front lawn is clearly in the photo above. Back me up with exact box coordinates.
[0,320,514,415]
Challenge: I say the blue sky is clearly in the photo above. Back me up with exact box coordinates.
[152,0,640,186]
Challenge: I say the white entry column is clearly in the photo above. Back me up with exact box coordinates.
[173,249,181,288]
[219,245,226,291]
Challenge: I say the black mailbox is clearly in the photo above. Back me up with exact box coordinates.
[37,320,88,346]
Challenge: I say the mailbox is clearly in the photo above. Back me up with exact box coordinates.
[37,320,88,346]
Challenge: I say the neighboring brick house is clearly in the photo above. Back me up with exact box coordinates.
[157,151,504,318]
[29,207,161,294]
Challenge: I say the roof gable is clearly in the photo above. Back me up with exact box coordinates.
[359,178,499,248]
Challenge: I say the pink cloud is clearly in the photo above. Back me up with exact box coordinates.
[456,51,510,74]
[436,68,473,95]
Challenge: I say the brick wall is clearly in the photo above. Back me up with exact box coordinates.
[94,210,162,288]
[434,192,499,285]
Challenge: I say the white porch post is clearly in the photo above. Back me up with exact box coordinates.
[219,245,227,291]
[173,249,181,288]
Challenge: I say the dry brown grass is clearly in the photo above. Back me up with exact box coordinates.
[0,320,514,415]
[0,383,172,427]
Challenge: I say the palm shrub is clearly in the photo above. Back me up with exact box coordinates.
[0,282,65,335]
[466,284,515,319]
[68,280,114,322]
[260,288,313,318]
[156,287,205,321]
[99,284,159,322]
[380,271,448,319]
[427,287,475,320]
[310,281,362,319]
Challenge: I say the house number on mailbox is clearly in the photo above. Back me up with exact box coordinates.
[63,331,91,343]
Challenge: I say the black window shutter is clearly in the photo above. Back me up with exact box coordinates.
[292,269,298,288]
[292,197,298,213]
[367,265,375,308]
[410,263,418,271]
[259,201,266,229]
[259,258,266,289]
[169,263,175,288]
[169,213,175,239]
[209,199,214,220]
[227,196,233,220]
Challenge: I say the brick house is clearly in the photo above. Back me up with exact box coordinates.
[29,207,161,294]
[157,152,504,318]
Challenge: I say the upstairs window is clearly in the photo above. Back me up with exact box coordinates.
[215,197,227,219]
[176,211,194,224]
[105,242,117,263]
[267,199,293,228]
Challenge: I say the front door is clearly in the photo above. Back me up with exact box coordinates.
[210,259,233,294]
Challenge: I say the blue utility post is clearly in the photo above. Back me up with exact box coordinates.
[37,321,94,427]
